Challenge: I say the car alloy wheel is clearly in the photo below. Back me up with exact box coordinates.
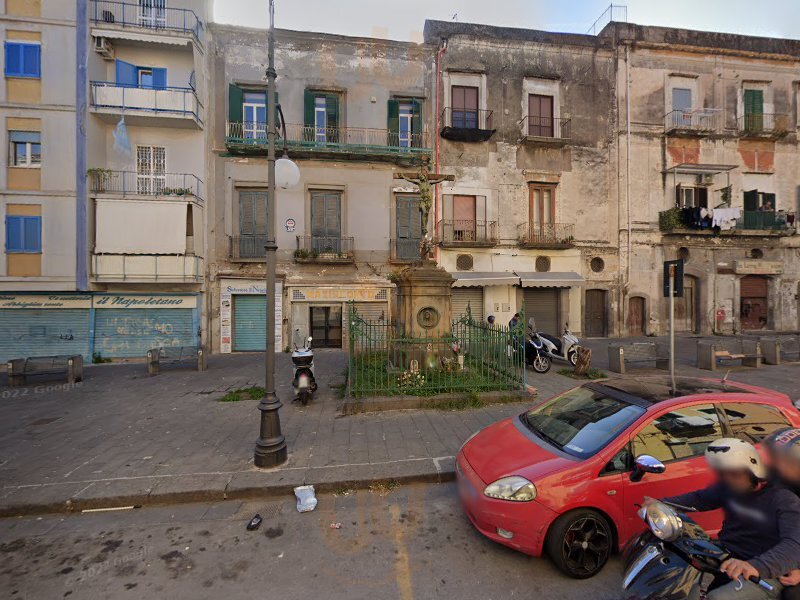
[546,509,612,579]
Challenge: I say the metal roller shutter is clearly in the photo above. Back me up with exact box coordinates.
[94,308,195,358]
[524,289,559,333]
[233,295,266,352]
[452,287,484,323]
[740,276,768,298]
[0,309,91,362]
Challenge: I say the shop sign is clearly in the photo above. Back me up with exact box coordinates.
[733,260,783,275]
[220,279,282,353]
[0,294,91,309]
[294,287,388,302]
[93,295,197,309]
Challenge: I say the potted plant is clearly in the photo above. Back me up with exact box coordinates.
[87,168,114,193]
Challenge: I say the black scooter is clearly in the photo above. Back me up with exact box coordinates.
[524,331,551,373]
[622,460,774,599]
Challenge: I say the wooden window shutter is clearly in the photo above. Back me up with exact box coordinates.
[311,193,325,236]
[675,184,682,207]
[396,197,410,239]
[442,194,454,222]
[743,189,759,212]
[228,83,244,123]
[411,99,423,140]
[239,191,256,235]
[387,99,399,131]
[410,197,422,238]
[475,195,487,221]
[303,89,315,127]
[325,194,341,236]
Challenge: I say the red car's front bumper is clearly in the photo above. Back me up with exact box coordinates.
[456,450,557,556]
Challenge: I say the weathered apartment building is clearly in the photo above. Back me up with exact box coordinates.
[206,25,432,353]
[0,0,210,361]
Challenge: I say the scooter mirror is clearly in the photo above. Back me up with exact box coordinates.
[630,455,667,482]
[307,336,313,343]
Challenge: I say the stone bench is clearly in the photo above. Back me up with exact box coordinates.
[147,345,206,376]
[759,336,800,365]
[7,355,83,387]
[608,342,668,374]
[697,339,761,371]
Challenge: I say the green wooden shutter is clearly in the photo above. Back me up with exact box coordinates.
[326,94,339,143]
[303,89,314,127]
[229,83,243,124]
[743,189,759,212]
[325,194,341,237]
[411,99,422,147]
[744,89,763,130]
[387,98,399,146]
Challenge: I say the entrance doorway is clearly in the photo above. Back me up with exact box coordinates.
[627,296,646,336]
[585,289,607,337]
[675,275,698,332]
[310,306,343,348]
[740,275,768,330]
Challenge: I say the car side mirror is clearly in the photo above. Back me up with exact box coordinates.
[630,455,666,482]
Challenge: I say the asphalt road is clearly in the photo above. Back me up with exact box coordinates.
[0,482,623,600]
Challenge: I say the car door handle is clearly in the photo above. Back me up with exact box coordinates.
[607,490,617,496]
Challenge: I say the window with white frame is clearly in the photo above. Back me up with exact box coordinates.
[399,102,413,147]
[243,91,266,140]
[8,131,41,167]
[138,0,166,28]
[314,96,328,142]
[136,145,166,194]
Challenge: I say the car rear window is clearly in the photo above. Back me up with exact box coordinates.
[522,386,645,459]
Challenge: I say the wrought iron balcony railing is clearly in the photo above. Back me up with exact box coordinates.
[440,107,493,130]
[738,113,790,136]
[659,207,795,235]
[521,116,571,140]
[664,108,723,133]
[295,235,355,261]
[229,235,268,260]
[390,238,422,262]
[89,170,203,202]
[90,0,203,44]
[91,82,203,124]
[225,122,430,156]
[435,220,497,246]
[518,223,575,248]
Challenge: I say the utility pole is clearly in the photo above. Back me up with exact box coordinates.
[75,0,88,291]
[668,264,676,394]
[254,0,287,468]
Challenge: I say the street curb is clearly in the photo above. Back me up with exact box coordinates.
[0,459,457,518]
[340,389,535,414]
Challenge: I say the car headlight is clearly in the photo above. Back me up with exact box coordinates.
[645,501,683,542]
[483,476,537,501]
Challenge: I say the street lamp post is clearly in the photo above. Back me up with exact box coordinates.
[254,0,287,468]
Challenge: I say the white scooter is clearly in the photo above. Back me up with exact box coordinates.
[528,318,581,367]
[291,331,317,405]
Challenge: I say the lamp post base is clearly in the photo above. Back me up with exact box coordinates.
[254,393,287,468]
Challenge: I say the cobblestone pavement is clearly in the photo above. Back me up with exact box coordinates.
[1,334,797,514]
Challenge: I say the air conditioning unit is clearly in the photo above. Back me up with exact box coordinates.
[698,173,713,186]
[93,36,115,60]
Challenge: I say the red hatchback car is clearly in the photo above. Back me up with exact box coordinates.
[456,377,800,579]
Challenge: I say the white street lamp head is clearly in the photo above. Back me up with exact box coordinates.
[275,155,300,190]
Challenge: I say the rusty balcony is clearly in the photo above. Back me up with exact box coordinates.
[664,108,723,135]
[229,235,268,260]
[439,107,495,142]
[520,116,571,143]
[658,207,796,236]
[517,223,575,248]
[435,220,497,247]
[737,113,791,138]
[295,235,355,263]
[390,238,422,263]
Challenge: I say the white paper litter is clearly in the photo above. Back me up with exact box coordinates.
[294,485,317,513]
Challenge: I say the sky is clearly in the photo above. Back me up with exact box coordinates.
[213,0,800,41]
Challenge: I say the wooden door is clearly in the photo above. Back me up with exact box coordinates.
[585,289,607,337]
[453,195,476,241]
[528,94,554,137]
[627,296,645,336]
[675,276,697,332]
[740,275,768,330]
[451,86,479,128]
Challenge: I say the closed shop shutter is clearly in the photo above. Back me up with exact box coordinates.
[452,287,484,322]
[0,309,90,362]
[524,288,559,333]
[94,309,195,358]
[233,295,266,352]
[740,275,768,298]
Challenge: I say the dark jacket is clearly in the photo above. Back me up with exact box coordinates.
[666,481,800,579]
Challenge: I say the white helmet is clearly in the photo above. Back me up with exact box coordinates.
[705,438,767,480]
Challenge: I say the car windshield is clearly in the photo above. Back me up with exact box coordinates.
[522,386,645,459]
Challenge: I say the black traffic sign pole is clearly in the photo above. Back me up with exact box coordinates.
[663,259,684,394]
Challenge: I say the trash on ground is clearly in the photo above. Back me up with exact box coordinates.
[329,522,342,529]
[294,485,317,513]
[246,514,263,530]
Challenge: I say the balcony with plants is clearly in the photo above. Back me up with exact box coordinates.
[294,235,355,264]
[88,169,203,203]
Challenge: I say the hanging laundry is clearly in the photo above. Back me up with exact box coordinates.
[112,116,132,158]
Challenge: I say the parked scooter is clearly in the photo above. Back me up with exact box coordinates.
[528,318,580,366]
[291,330,317,405]
[622,457,774,599]
[524,332,551,373]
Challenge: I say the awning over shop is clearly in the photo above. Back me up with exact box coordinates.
[452,272,519,287]
[517,272,584,288]
[663,163,737,175]
[91,28,192,47]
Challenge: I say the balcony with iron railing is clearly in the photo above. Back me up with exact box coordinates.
[89,170,203,203]
[435,220,497,247]
[225,122,430,162]
[664,108,723,134]
[90,0,204,45]
[737,113,790,138]
[91,82,203,127]
[439,107,495,142]
[390,238,422,263]
[659,207,796,236]
[517,223,575,248]
[521,116,571,143]
[92,254,203,283]
[229,235,268,260]
[295,235,355,263]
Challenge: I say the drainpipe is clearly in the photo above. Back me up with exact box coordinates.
[434,38,447,263]
[621,42,632,337]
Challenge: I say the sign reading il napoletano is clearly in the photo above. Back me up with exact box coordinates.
[92,295,197,309]
[0,295,92,309]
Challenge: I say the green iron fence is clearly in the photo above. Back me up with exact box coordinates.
[346,303,525,397]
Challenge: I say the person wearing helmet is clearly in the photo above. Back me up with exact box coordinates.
[765,428,800,600]
[662,438,800,599]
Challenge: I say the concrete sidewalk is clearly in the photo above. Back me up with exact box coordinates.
[1,335,797,517]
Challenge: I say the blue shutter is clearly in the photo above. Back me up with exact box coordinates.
[152,67,167,90]
[5,216,24,252]
[4,42,21,76]
[23,216,41,252]
[115,59,138,86]
[22,44,40,77]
